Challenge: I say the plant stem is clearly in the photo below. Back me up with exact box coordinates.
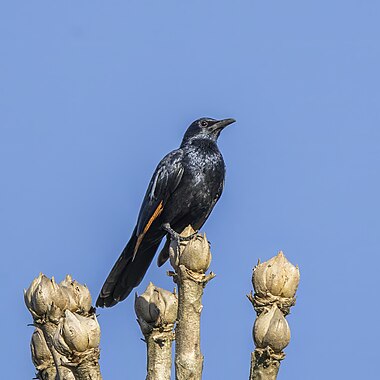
[145,327,174,380]
[174,265,214,380]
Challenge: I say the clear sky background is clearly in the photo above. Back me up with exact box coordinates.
[1,1,379,379]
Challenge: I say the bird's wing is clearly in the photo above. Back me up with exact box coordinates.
[157,173,224,268]
[133,149,184,258]
[202,177,224,223]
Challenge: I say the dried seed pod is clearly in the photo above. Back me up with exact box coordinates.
[135,282,178,327]
[24,274,68,318]
[60,275,92,313]
[54,310,100,354]
[158,287,178,324]
[135,283,161,324]
[81,313,101,349]
[53,320,72,357]
[24,275,42,311]
[180,233,211,273]
[253,251,300,298]
[60,275,78,311]
[31,328,53,369]
[253,304,291,352]
[169,226,211,273]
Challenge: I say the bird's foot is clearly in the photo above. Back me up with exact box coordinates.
[162,223,198,242]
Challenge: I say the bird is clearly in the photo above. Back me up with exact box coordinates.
[96,117,235,307]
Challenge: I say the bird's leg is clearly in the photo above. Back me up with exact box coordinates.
[161,223,198,242]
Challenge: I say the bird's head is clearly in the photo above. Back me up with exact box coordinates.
[181,117,236,145]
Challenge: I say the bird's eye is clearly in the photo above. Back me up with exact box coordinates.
[200,120,208,127]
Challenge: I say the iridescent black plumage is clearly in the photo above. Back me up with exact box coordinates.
[96,117,235,307]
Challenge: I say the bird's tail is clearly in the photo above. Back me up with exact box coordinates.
[96,232,162,308]
[157,235,171,267]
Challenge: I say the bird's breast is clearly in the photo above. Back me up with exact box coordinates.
[160,143,226,230]
[169,147,224,212]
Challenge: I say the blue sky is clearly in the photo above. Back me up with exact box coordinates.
[1,1,379,379]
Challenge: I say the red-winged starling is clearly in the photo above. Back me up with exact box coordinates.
[96,117,235,307]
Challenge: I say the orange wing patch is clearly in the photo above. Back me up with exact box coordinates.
[133,201,164,261]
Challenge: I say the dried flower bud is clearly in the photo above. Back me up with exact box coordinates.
[31,328,53,369]
[24,275,42,311]
[135,282,178,326]
[60,275,92,313]
[169,226,211,273]
[53,323,72,357]
[60,276,78,312]
[54,310,100,354]
[253,251,300,298]
[253,304,290,352]
[24,274,68,318]
[86,316,101,349]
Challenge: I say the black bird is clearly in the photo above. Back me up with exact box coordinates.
[96,117,235,307]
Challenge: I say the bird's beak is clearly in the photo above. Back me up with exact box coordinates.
[210,118,236,132]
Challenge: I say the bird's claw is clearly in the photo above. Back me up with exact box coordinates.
[180,232,198,241]
[162,223,198,242]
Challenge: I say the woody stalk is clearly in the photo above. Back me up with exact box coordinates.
[168,225,215,380]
